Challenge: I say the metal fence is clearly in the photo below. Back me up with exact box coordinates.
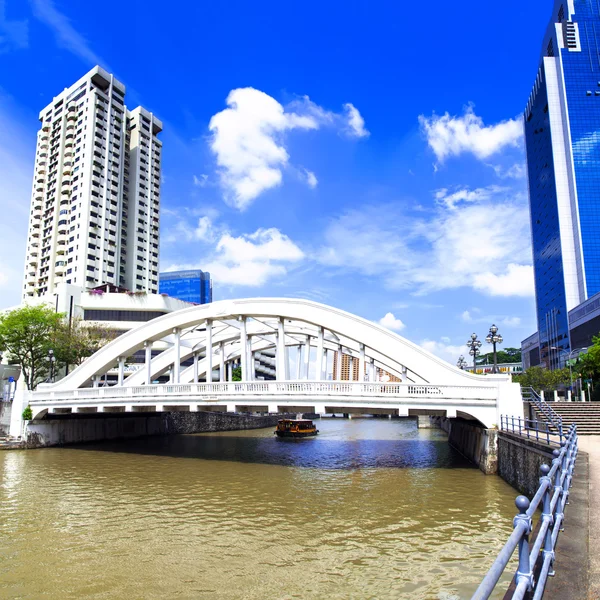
[472,423,578,600]
[522,386,564,440]
[500,415,561,447]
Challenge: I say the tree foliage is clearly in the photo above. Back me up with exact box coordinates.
[0,305,117,390]
[0,305,63,390]
[478,347,522,365]
[513,366,571,392]
[52,317,117,370]
[231,366,242,382]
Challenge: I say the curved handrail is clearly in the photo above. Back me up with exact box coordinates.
[472,424,578,600]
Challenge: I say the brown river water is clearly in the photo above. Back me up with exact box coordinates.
[0,418,518,600]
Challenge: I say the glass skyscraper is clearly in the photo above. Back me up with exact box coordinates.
[525,0,600,369]
[159,270,212,305]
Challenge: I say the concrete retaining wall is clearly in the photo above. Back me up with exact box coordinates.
[22,411,282,448]
[442,418,498,475]
[497,431,555,497]
[0,402,11,435]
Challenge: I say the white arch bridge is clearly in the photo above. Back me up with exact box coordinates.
[27,298,523,428]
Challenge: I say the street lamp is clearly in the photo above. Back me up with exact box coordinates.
[485,324,503,374]
[47,349,56,383]
[567,347,588,392]
[457,355,468,370]
[466,333,482,372]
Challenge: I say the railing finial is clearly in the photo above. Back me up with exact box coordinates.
[515,495,530,514]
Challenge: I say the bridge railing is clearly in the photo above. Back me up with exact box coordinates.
[521,386,563,440]
[472,423,578,600]
[29,381,501,403]
[500,415,562,447]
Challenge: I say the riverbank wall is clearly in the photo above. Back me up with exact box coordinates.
[496,430,555,497]
[436,417,498,475]
[9,411,283,449]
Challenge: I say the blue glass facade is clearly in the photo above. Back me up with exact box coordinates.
[525,66,570,369]
[562,1,600,297]
[525,0,600,368]
[159,270,212,304]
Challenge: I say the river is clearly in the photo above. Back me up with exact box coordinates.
[0,418,518,599]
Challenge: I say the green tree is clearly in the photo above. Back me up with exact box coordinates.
[231,366,242,382]
[0,305,63,390]
[52,317,117,372]
[478,347,522,365]
[513,366,570,393]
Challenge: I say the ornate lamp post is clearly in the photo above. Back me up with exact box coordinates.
[47,349,56,383]
[466,333,482,372]
[457,355,468,370]
[485,325,503,374]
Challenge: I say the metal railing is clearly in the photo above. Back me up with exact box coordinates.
[472,423,578,600]
[522,386,563,440]
[500,415,561,447]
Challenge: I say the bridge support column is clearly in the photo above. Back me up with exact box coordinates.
[173,328,181,384]
[226,403,236,413]
[145,342,152,385]
[193,352,199,383]
[303,336,310,380]
[314,404,327,415]
[227,361,232,382]
[316,327,324,380]
[359,344,365,382]
[206,320,213,383]
[239,317,248,382]
[277,318,287,380]
[117,358,125,387]
[219,342,225,382]
[295,345,302,380]
[335,347,342,381]
[267,403,278,413]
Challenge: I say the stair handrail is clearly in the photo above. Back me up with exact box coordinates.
[522,386,563,440]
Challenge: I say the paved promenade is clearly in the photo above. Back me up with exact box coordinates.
[578,436,600,600]
[579,435,600,600]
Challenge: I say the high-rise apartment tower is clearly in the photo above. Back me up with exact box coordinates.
[23,66,162,299]
[525,0,600,369]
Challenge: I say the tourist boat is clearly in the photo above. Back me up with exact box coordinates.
[274,419,319,438]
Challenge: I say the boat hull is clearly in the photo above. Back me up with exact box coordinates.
[275,430,318,438]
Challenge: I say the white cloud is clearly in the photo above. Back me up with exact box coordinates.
[460,309,521,328]
[30,0,107,68]
[304,169,318,188]
[0,0,28,53]
[473,264,535,297]
[162,215,219,244]
[420,339,466,364]
[208,88,368,209]
[167,227,305,287]
[343,103,369,138]
[419,106,522,163]
[434,185,507,210]
[318,192,534,298]
[488,163,526,179]
[193,174,208,187]
[378,312,405,331]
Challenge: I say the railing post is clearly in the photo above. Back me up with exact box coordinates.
[539,464,555,576]
[514,496,534,592]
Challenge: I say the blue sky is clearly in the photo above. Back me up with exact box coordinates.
[0,0,552,363]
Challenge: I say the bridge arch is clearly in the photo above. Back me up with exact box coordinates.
[51,298,495,390]
[27,298,524,428]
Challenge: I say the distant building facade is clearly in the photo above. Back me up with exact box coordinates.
[522,1,600,368]
[159,270,212,304]
[22,66,162,299]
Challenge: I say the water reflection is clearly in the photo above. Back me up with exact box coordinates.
[0,418,517,600]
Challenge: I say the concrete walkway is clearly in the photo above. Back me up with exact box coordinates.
[578,436,600,600]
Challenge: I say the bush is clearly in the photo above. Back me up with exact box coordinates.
[22,405,33,420]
